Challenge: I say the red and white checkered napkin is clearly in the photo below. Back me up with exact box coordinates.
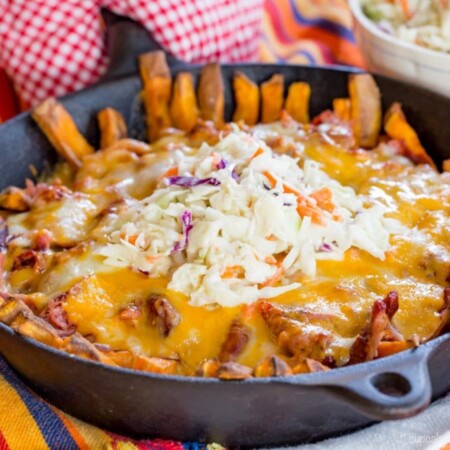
[0,0,263,107]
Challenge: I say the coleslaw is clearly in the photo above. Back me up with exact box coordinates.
[97,126,401,308]
[362,0,450,53]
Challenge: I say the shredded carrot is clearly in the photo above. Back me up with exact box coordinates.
[120,233,138,245]
[265,255,277,264]
[297,204,324,225]
[261,265,284,288]
[262,171,326,224]
[249,148,265,161]
[211,152,222,167]
[260,255,286,288]
[263,171,277,188]
[398,0,413,19]
[282,183,302,197]
[159,166,178,180]
[221,265,244,279]
[145,255,159,263]
[128,235,138,245]
[310,187,335,213]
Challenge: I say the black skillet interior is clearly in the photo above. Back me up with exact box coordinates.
[0,13,450,447]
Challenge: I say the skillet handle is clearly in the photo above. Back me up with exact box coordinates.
[328,346,433,421]
[101,10,188,82]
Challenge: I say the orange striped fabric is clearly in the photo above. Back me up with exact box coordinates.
[259,0,364,67]
[0,1,364,448]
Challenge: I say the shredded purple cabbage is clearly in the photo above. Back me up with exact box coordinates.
[321,243,333,252]
[231,168,239,181]
[172,210,193,253]
[165,176,221,187]
[216,158,227,170]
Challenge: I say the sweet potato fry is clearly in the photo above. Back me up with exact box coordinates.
[284,81,311,124]
[348,74,382,148]
[261,74,284,123]
[170,72,199,132]
[32,98,94,168]
[133,355,179,374]
[197,359,253,379]
[444,160,450,172]
[216,362,253,380]
[97,107,127,149]
[62,334,114,364]
[0,296,32,325]
[384,102,436,168]
[0,296,63,347]
[333,98,351,121]
[0,187,29,211]
[305,358,330,373]
[377,341,413,358]
[254,355,292,377]
[232,71,259,125]
[104,138,151,155]
[139,51,172,142]
[100,349,135,368]
[198,63,224,126]
[11,312,64,348]
[197,358,221,377]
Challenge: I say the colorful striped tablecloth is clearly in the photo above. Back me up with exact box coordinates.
[0,1,367,448]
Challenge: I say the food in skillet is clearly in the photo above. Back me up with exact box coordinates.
[0,52,449,379]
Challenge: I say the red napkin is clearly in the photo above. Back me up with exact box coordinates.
[0,0,263,107]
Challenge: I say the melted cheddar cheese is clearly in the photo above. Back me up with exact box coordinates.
[1,120,449,376]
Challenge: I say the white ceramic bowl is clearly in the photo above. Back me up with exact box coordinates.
[348,0,450,97]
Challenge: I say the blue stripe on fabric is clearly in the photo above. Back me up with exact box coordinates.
[294,49,317,64]
[183,443,206,450]
[0,357,78,450]
[288,0,356,43]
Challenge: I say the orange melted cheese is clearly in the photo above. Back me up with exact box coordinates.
[3,123,449,374]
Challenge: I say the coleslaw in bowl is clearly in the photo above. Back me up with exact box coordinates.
[349,0,450,97]
[362,0,450,53]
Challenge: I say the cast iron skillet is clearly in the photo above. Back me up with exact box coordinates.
[0,14,450,447]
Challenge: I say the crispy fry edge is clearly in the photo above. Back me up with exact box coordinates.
[139,51,172,142]
[261,74,284,123]
[197,62,224,126]
[32,98,94,168]
[98,107,128,149]
[232,71,260,125]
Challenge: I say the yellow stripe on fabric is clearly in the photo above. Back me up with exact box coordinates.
[0,375,49,450]
[292,0,354,29]
[56,410,113,450]
[115,443,139,450]
[260,14,326,64]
